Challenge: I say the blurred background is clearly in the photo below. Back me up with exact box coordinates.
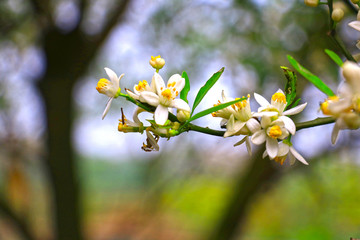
[1,0,360,239]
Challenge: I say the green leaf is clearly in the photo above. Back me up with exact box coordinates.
[325,49,343,67]
[180,71,190,103]
[287,55,335,96]
[191,67,225,116]
[187,98,245,123]
[281,66,297,108]
[291,98,301,108]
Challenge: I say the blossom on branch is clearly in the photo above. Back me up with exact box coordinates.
[96,68,124,119]
[140,72,190,125]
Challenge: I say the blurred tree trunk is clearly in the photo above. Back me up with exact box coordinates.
[35,1,131,239]
[207,147,281,240]
[38,30,84,240]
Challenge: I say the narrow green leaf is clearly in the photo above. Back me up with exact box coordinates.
[180,71,190,103]
[191,67,225,116]
[325,49,343,67]
[281,66,297,107]
[287,55,335,96]
[187,98,245,123]
[291,98,301,108]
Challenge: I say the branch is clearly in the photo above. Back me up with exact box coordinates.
[27,0,53,26]
[295,117,335,131]
[0,196,36,240]
[94,0,132,49]
[327,0,356,62]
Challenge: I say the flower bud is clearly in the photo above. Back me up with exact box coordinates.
[304,0,319,7]
[177,109,190,122]
[332,8,344,22]
[149,55,165,70]
[342,61,360,92]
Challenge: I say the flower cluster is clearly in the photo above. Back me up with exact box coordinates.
[320,61,360,144]
[212,89,308,165]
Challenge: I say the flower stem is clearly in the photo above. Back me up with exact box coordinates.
[327,0,356,62]
[295,117,335,131]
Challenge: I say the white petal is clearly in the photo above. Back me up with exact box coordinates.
[171,99,190,111]
[154,72,165,95]
[289,147,308,165]
[224,114,235,138]
[254,93,270,107]
[251,130,266,145]
[133,107,145,124]
[279,116,296,135]
[253,111,278,118]
[266,138,278,159]
[331,122,341,145]
[262,150,268,159]
[283,102,307,116]
[154,105,169,125]
[225,120,246,137]
[105,68,118,85]
[289,153,296,165]
[126,89,140,100]
[168,74,185,92]
[278,142,290,156]
[146,130,159,151]
[140,91,160,107]
[246,118,261,133]
[102,97,113,120]
[260,116,272,128]
[245,137,252,156]
[234,136,247,146]
[349,21,360,32]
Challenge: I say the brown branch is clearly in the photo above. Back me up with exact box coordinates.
[0,196,36,240]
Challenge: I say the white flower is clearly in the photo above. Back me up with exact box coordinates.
[118,107,145,133]
[126,74,157,102]
[142,130,160,152]
[212,91,260,137]
[251,117,289,159]
[263,142,308,165]
[253,89,307,135]
[96,67,124,119]
[321,62,360,144]
[140,72,190,125]
[348,11,360,49]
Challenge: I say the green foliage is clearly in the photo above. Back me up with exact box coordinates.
[191,67,224,116]
[287,55,335,96]
[281,66,297,108]
[187,98,245,123]
[180,71,191,103]
[324,49,343,67]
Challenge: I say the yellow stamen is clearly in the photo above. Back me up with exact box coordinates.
[96,78,109,93]
[268,125,282,139]
[135,80,148,92]
[274,155,287,165]
[271,92,286,104]
[320,95,339,115]
[161,89,173,100]
[234,97,248,109]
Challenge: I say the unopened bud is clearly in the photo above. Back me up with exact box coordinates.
[149,55,165,70]
[332,8,344,22]
[177,109,190,122]
[304,0,319,7]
